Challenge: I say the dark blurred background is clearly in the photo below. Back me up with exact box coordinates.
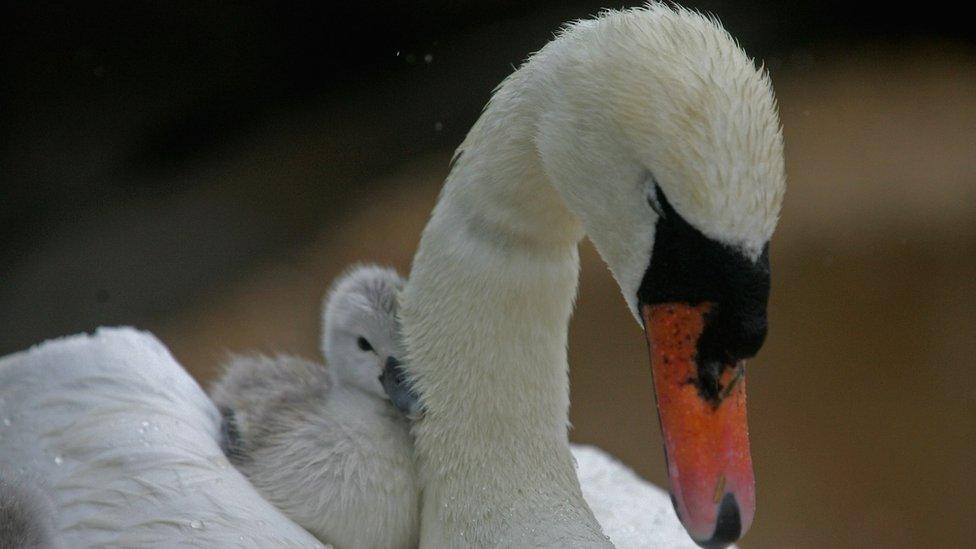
[2,2,974,547]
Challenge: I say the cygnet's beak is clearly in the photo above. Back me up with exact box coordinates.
[643,302,755,548]
[379,356,423,419]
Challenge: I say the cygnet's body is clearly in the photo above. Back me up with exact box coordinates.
[210,266,418,549]
[0,472,62,549]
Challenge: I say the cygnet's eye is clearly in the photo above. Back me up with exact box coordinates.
[357,337,374,353]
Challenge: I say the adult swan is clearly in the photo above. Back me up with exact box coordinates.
[397,4,783,549]
[0,5,782,549]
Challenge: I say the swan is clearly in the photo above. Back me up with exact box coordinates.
[210,265,419,549]
[0,4,781,548]
[395,4,783,548]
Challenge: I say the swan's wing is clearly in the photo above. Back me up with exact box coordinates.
[572,444,722,549]
[0,327,324,548]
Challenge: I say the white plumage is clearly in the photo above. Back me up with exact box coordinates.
[573,446,702,549]
[0,327,324,547]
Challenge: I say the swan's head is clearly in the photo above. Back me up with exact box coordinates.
[322,265,405,399]
[533,5,785,547]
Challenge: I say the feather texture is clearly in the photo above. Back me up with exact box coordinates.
[0,328,323,548]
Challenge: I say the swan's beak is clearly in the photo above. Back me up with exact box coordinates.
[643,302,755,548]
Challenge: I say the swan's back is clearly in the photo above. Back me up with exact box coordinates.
[0,328,323,547]
[571,445,710,549]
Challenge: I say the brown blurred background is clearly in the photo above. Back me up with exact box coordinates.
[2,2,974,547]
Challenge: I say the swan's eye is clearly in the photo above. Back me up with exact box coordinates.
[647,195,663,217]
[357,337,374,352]
[647,187,665,218]
[644,175,666,218]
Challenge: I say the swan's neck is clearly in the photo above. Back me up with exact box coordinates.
[400,75,609,546]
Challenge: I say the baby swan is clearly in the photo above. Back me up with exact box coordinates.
[0,472,63,549]
[210,265,418,549]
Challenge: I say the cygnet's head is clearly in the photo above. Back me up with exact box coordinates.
[321,265,404,398]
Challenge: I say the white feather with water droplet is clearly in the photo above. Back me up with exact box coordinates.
[0,327,321,547]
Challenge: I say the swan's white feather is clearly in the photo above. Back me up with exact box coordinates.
[0,327,324,548]
[571,446,704,549]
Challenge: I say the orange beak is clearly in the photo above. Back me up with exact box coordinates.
[643,303,755,548]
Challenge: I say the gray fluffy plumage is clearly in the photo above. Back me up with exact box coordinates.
[0,472,62,549]
[209,264,419,549]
